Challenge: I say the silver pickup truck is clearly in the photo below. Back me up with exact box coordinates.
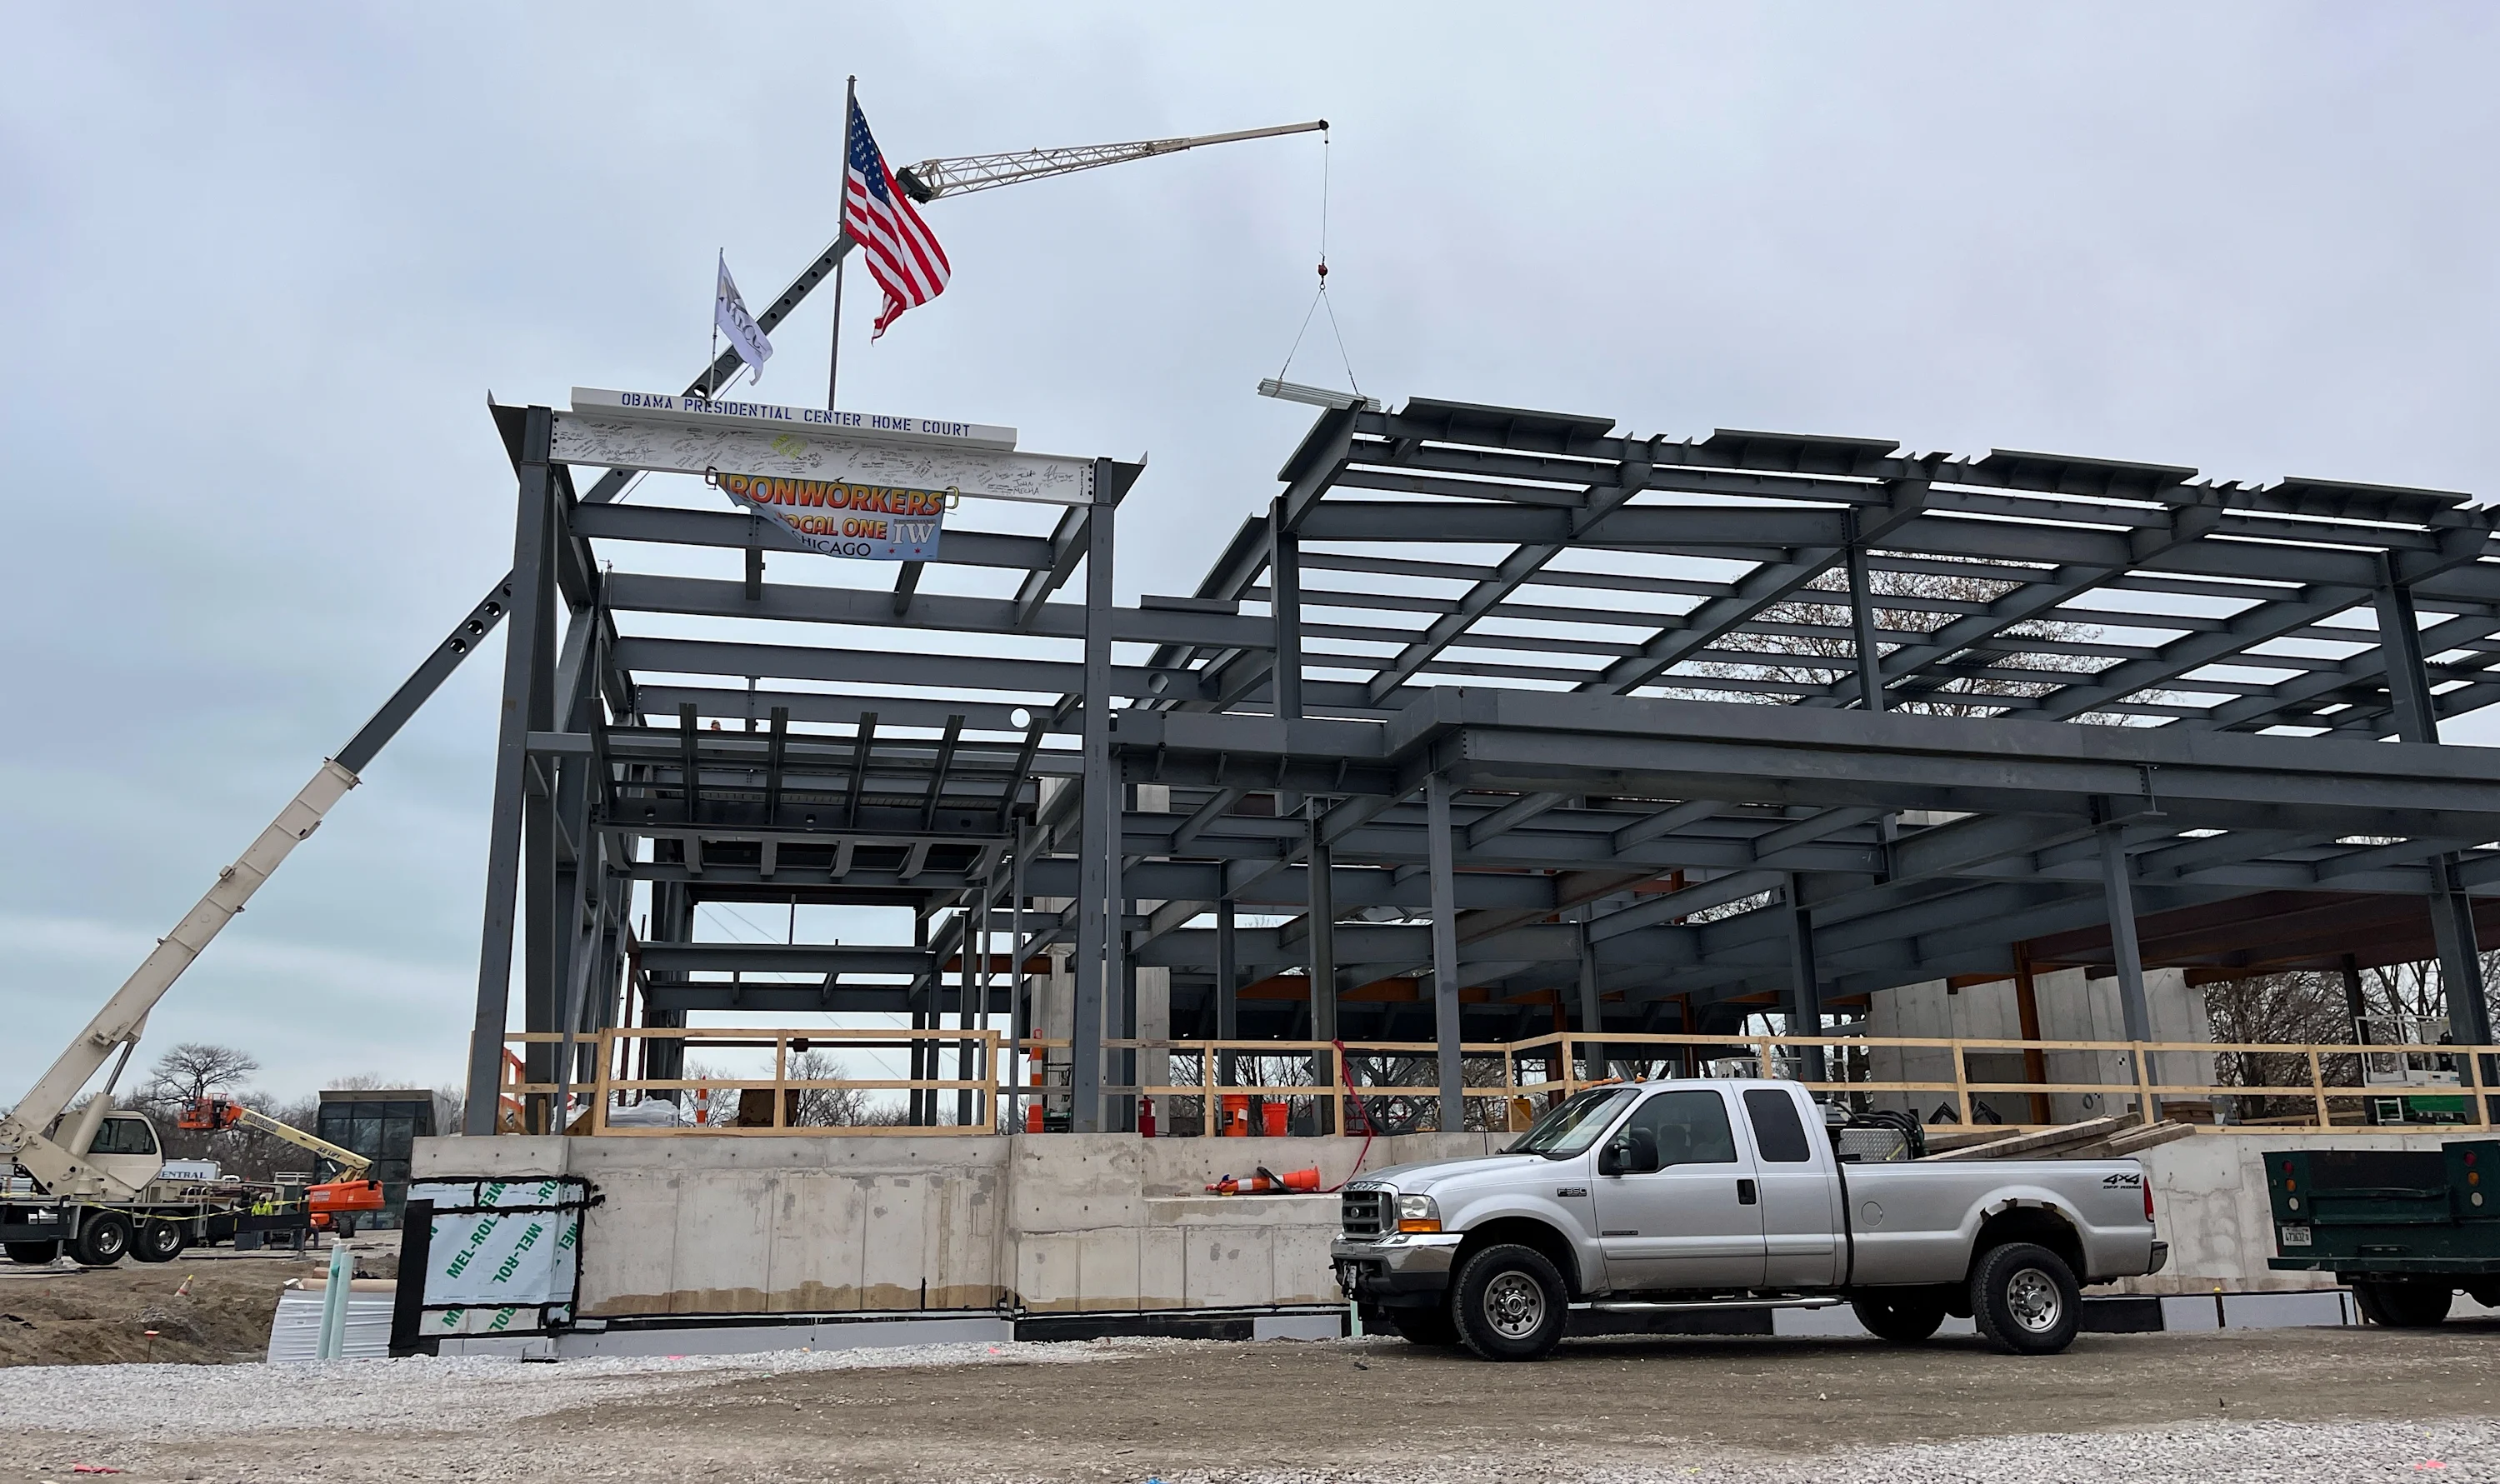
[1331,1078,2167,1361]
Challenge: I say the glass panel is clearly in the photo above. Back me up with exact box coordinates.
[1507,1087,1638,1157]
[1625,1090,1738,1167]
[1742,1087,1813,1162]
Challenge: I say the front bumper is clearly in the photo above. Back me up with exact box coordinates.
[1331,1233,1465,1307]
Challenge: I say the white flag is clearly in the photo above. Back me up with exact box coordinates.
[714,252,772,384]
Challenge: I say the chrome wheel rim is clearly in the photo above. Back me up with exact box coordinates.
[2007,1267,2062,1333]
[1482,1271,1546,1339]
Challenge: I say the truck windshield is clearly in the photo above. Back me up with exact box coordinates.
[1506,1087,1638,1158]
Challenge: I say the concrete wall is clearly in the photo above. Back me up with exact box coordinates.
[2125,1129,2462,1295]
[413,1130,1498,1321]
[1868,967,2215,1125]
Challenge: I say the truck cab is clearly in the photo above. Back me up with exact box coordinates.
[52,1112,163,1195]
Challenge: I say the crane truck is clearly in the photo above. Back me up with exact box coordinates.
[1,114,1326,1261]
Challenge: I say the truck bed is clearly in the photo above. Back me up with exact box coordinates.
[1843,1157,2154,1285]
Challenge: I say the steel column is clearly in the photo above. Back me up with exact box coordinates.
[1307,806,1338,1133]
[464,407,558,1134]
[1071,489,1118,1132]
[1845,516,1887,714]
[1575,922,1606,1082]
[1271,495,1302,723]
[2340,953,2370,1042]
[1427,775,1464,1128]
[1782,875,1825,1082]
[2098,824,2158,1121]
[2377,572,2492,1047]
[1215,894,1239,1087]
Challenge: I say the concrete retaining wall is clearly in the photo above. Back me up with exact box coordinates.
[413,1130,1498,1320]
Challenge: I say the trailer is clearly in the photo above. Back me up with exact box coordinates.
[2266,1139,2500,1326]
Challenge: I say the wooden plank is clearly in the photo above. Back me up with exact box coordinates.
[2056,1120,2197,1160]
[1917,1115,2128,1162]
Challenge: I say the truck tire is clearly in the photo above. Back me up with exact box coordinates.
[1449,1243,1568,1362]
[3,1241,62,1265]
[2352,1277,2452,1328]
[1969,1242,2082,1356]
[132,1219,188,1263]
[72,1212,132,1267]
[1851,1292,1948,1342]
[1388,1304,1461,1347]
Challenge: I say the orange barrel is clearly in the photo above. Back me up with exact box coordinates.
[1261,1102,1290,1137]
[1221,1094,1250,1136]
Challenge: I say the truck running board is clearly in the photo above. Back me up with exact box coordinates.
[1573,1297,1844,1315]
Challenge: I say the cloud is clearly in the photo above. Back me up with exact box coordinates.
[4,2,2497,1102]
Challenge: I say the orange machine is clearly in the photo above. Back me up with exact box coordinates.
[178,1097,386,1232]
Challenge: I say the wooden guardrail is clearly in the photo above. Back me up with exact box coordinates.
[499,1026,2492,1137]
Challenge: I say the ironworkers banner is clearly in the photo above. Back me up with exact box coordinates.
[714,471,947,561]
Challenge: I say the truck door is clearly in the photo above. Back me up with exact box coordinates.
[1742,1087,1842,1287]
[1592,1087,1766,1292]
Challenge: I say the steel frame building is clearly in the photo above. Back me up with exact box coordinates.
[462,392,2500,1135]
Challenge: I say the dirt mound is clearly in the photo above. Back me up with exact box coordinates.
[0,1250,322,1366]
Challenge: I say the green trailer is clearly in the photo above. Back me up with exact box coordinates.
[2267,1141,2500,1327]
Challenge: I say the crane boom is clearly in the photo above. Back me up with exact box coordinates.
[894,119,1328,202]
[182,1097,372,1181]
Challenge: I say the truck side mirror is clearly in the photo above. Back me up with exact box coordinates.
[1601,1130,1660,1176]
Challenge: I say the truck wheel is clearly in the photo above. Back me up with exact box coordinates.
[1970,1242,2081,1356]
[131,1220,187,1264]
[3,1241,62,1265]
[1388,1304,1461,1347]
[72,1212,132,1267]
[2352,1277,2452,1327]
[1449,1244,1568,1362]
[1851,1293,1948,1342]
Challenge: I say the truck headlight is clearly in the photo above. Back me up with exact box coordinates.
[1396,1194,1440,1233]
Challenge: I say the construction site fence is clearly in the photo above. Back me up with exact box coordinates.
[498,1027,2498,1138]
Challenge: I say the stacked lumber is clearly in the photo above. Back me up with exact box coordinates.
[1913,1114,2192,1162]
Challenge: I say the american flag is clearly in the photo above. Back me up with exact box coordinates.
[843,97,950,340]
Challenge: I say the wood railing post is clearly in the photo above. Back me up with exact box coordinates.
[1951,1039,1972,1125]
[2307,1047,2331,1129]
[2133,1040,2158,1127]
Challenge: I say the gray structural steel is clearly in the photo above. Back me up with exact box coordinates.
[460,390,2500,1135]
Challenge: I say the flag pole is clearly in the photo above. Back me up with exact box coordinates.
[710,248,722,401]
[828,74,857,412]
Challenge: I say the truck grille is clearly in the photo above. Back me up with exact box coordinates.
[1340,1187,1389,1241]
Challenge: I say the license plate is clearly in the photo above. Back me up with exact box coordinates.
[2280,1223,2312,1248]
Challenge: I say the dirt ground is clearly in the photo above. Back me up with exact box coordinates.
[0,1237,397,1367]
[5,1323,2500,1483]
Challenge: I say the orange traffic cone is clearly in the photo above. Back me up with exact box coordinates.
[1277,1167,1322,1192]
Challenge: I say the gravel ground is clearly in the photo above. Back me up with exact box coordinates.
[3,1327,2495,1483]
[0,1338,1114,1442]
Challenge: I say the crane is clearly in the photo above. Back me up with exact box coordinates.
[0,111,1328,1203]
[893,120,1327,202]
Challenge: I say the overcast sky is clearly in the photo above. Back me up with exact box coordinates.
[3,3,2496,1103]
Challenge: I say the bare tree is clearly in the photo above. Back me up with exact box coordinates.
[138,1042,261,1115]
[788,1051,892,1127]
[432,1083,465,1136]
[1674,560,2162,722]
[2204,972,2357,1117]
